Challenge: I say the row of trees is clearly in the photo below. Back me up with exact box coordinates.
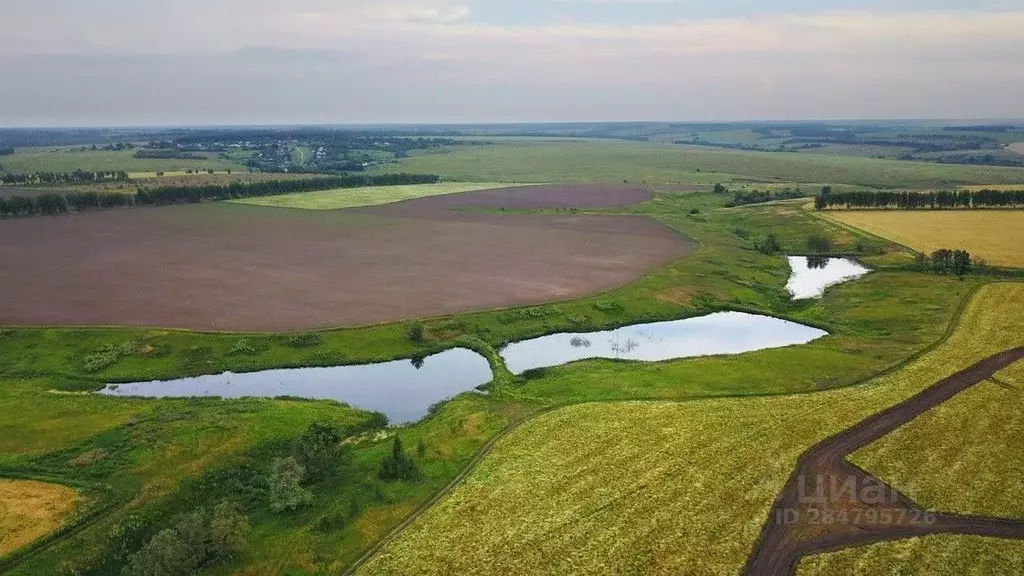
[135,173,439,205]
[728,188,808,207]
[122,502,249,576]
[0,192,133,217]
[0,173,440,218]
[814,188,1024,210]
[1,170,129,184]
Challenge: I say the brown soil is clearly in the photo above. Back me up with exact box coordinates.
[353,184,653,216]
[0,187,691,331]
[744,347,1024,575]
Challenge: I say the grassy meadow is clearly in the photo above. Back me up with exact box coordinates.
[849,356,1024,520]
[799,536,1024,576]
[230,182,529,210]
[357,283,1024,576]
[0,148,239,175]
[823,210,1024,267]
[0,479,81,557]
[373,140,1024,188]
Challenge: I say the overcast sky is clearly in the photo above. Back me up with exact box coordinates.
[2,0,1023,126]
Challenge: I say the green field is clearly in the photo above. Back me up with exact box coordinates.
[4,131,1024,575]
[373,140,1024,188]
[800,536,1024,575]
[230,182,529,210]
[0,148,239,174]
[849,357,1024,520]
[357,283,1024,575]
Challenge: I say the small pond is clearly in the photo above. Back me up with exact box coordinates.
[98,348,493,425]
[499,311,828,375]
[786,256,870,299]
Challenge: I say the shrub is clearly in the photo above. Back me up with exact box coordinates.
[593,301,624,313]
[807,234,833,253]
[268,457,312,512]
[285,333,322,348]
[407,323,425,344]
[754,234,782,255]
[292,422,348,482]
[521,368,549,381]
[379,437,422,482]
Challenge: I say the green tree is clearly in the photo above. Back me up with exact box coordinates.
[379,437,422,482]
[712,183,728,194]
[407,322,425,344]
[210,501,250,557]
[952,249,972,278]
[122,528,197,576]
[269,457,312,512]
[293,422,348,481]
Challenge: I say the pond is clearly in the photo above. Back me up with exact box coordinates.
[98,348,493,425]
[786,256,870,299]
[499,311,828,375]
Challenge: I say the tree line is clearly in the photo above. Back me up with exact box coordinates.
[135,173,438,205]
[1,170,129,184]
[0,173,439,218]
[814,187,1024,210]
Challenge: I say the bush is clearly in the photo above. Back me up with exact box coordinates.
[292,422,349,482]
[407,323,425,344]
[521,367,549,381]
[593,301,624,313]
[268,457,312,512]
[379,437,422,482]
[754,234,782,255]
[807,234,833,253]
[285,333,322,348]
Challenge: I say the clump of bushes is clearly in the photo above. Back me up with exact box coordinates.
[407,322,425,343]
[754,234,782,255]
[807,234,833,253]
[284,332,322,348]
[83,340,144,373]
[379,437,422,482]
[227,338,265,356]
[918,249,973,278]
[122,502,249,576]
[593,301,624,313]
[521,367,549,381]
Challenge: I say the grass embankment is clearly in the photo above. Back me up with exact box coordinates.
[372,140,1024,188]
[849,359,1024,520]
[822,210,1024,267]
[0,479,81,557]
[358,283,1024,575]
[230,182,530,210]
[0,193,1001,574]
[799,535,1024,575]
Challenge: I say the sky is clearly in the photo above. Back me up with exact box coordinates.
[1,0,1023,126]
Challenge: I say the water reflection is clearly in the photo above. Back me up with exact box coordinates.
[99,348,492,425]
[786,257,870,299]
[500,311,828,375]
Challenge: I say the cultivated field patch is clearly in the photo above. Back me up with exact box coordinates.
[229,182,532,210]
[0,190,689,331]
[799,535,1024,575]
[357,284,1024,576]
[0,479,81,557]
[373,140,1024,188]
[823,210,1024,267]
[1008,142,1024,156]
[849,358,1024,521]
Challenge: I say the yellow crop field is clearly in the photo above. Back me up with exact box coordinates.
[0,479,81,556]
[850,359,1024,520]
[799,535,1024,575]
[358,284,1024,575]
[230,182,528,210]
[823,210,1024,267]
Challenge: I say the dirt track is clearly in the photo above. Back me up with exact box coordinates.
[744,347,1024,575]
[0,186,691,331]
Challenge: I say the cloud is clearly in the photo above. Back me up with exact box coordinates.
[0,4,1022,123]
